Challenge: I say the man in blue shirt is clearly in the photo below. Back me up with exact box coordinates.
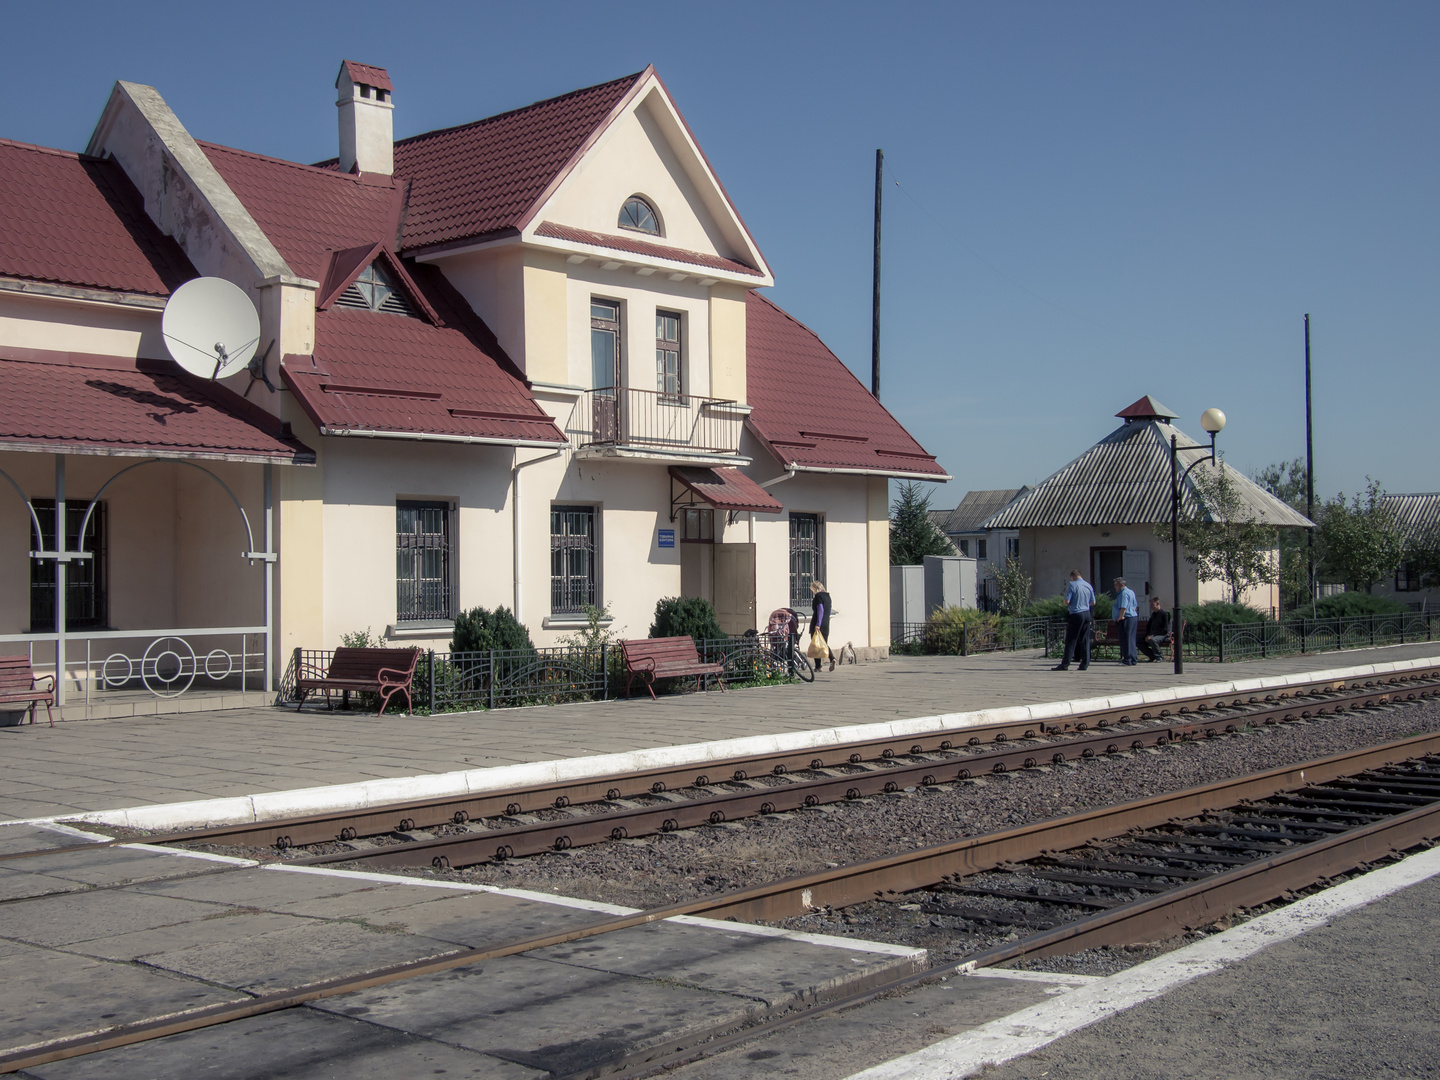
[1053,569,1095,671]
[1112,577,1139,666]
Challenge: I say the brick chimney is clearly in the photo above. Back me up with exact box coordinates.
[335,61,393,176]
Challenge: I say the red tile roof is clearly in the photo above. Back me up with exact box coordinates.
[0,139,195,297]
[535,222,762,277]
[744,292,947,478]
[389,71,646,252]
[670,466,783,514]
[0,349,313,463]
[198,141,562,446]
[339,61,392,92]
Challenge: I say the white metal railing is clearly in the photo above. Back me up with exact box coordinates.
[570,388,745,455]
[0,626,267,704]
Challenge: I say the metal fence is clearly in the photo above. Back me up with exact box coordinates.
[1216,611,1438,662]
[890,616,1062,656]
[568,387,746,454]
[282,635,774,713]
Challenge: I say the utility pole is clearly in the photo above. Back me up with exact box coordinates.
[871,148,883,399]
[1304,314,1315,614]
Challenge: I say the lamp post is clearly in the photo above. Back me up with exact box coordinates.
[1170,408,1227,674]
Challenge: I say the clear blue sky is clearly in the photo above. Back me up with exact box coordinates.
[8,2,1436,505]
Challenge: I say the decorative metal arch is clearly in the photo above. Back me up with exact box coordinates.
[76,458,260,562]
[0,467,46,549]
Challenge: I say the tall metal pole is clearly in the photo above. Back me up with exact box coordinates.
[871,148,883,400]
[54,455,66,706]
[1171,435,1183,675]
[1304,314,1315,613]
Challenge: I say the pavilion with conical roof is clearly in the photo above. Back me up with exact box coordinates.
[981,396,1312,610]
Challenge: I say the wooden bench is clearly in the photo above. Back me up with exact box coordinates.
[620,637,726,700]
[0,655,56,727]
[295,646,420,715]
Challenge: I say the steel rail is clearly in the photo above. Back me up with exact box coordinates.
[295,676,1440,870]
[5,732,1440,1076]
[3,666,1435,867]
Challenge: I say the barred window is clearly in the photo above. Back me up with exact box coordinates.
[552,505,597,614]
[789,512,825,610]
[396,501,452,623]
[30,499,107,631]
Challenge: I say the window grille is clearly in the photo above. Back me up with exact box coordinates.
[656,310,681,396]
[396,501,452,622]
[335,262,417,317]
[30,499,107,631]
[552,505,597,614]
[618,196,660,235]
[789,513,824,609]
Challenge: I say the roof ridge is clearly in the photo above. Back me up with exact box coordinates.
[391,69,647,150]
[199,139,372,183]
[0,137,85,160]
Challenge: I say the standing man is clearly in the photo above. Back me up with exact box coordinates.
[1053,569,1095,671]
[1141,596,1171,662]
[1112,577,1139,666]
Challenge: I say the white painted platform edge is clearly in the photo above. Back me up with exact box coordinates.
[842,843,1440,1080]
[43,652,1440,833]
[265,863,923,958]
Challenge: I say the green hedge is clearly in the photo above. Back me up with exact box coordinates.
[649,596,724,643]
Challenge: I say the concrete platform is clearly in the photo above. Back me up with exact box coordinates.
[2,643,1437,827]
[0,828,935,1078]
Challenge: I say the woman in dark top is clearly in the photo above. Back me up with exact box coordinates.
[808,580,834,672]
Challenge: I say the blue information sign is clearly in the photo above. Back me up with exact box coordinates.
[658,529,675,548]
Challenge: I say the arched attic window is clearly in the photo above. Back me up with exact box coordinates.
[618,196,660,236]
[334,261,416,317]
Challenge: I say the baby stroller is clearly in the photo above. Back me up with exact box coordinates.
[765,607,814,682]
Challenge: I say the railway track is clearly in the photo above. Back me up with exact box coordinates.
[4,664,1436,872]
[6,723,1440,1075]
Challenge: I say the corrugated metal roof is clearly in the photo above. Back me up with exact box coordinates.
[670,467,783,514]
[937,488,1028,534]
[983,417,1314,529]
[1382,493,1440,545]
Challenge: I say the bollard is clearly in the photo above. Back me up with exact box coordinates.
[427,649,435,712]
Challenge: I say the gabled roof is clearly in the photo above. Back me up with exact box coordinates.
[936,488,1029,534]
[0,348,312,464]
[1382,493,1440,545]
[387,71,647,252]
[196,139,562,446]
[744,292,947,479]
[670,466,783,514]
[1116,394,1178,422]
[0,139,195,297]
[983,410,1313,530]
[338,61,392,92]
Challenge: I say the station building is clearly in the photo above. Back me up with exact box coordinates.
[0,63,946,716]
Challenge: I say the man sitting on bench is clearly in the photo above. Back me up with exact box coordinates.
[1141,596,1172,662]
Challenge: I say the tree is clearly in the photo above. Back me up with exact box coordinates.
[889,481,956,565]
[1316,480,1406,593]
[1154,457,1278,604]
[987,557,1033,616]
[1254,457,1314,612]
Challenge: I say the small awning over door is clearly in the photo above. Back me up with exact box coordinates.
[669,466,783,514]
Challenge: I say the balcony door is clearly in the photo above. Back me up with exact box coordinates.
[590,299,620,443]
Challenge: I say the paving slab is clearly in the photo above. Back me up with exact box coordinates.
[21,1006,547,1080]
[4,845,231,888]
[0,888,220,947]
[0,940,243,1051]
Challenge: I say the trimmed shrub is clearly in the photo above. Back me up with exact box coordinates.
[451,606,535,654]
[1304,592,1409,619]
[1022,595,1069,619]
[1180,601,1265,645]
[649,597,724,643]
[925,606,1004,654]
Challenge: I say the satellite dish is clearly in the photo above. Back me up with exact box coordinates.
[162,277,261,380]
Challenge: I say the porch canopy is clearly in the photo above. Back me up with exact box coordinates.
[0,349,314,464]
[669,466,783,515]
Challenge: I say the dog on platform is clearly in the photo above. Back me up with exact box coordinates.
[838,641,857,665]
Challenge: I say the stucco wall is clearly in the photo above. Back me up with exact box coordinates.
[0,291,164,360]
[709,285,747,404]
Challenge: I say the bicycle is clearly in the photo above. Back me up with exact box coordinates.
[763,608,814,683]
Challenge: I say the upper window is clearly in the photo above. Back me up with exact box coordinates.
[618,197,660,236]
[336,262,416,317]
[656,311,681,396]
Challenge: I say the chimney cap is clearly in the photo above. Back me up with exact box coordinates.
[337,60,393,92]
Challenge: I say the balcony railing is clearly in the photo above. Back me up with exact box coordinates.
[569,387,744,456]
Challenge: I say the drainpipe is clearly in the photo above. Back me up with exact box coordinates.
[759,464,798,490]
[512,447,565,624]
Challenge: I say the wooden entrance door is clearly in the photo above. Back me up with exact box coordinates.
[714,543,756,635]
